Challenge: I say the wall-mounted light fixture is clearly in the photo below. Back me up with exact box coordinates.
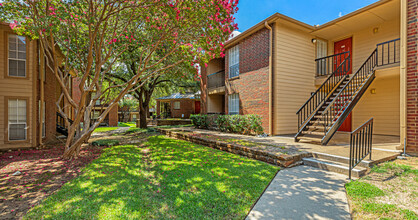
[373,27,379,34]
[370,88,376,94]
[311,38,317,44]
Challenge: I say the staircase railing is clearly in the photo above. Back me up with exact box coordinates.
[296,52,350,132]
[56,112,73,136]
[349,118,373,179]
[321,49,378,144]
[315,51,350,77]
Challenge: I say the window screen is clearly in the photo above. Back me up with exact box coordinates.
[9,99,27,141]
[228,45,239,78]
[8,35,26,77]
[228,94,239,115]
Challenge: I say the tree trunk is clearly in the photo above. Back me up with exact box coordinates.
[139,108,148,129]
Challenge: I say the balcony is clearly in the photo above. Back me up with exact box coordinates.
[207,70,225,94]
[315,38,400,78]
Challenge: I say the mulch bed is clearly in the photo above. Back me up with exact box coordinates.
[0,144,106,219]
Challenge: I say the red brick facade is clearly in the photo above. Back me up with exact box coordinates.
[108,105,119,127]
[407,0,418,155]
[225,27,270,132]
[157,99,199,118]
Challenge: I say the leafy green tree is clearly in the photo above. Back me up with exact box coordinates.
[108,53,200,128]
[0,0,238,159]
[119,96,139,122]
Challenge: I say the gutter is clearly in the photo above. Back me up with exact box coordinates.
[264,21,273,135]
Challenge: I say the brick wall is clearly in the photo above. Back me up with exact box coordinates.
[108,105,118,127]
[407,0,418,155]
[225,27,270,132]
[170,99,196,118]
[36,62,58,145]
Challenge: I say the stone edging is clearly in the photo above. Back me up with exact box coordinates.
[157,128,311,168]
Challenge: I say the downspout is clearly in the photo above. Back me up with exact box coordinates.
[39,43,45,146]
[265,21,273,135]
[400,0,407,150]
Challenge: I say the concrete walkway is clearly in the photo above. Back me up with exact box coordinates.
[247,165,351,220]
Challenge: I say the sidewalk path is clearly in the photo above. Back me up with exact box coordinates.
[247,165,351,220]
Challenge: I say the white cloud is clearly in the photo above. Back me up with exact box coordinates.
[338,12,343,17]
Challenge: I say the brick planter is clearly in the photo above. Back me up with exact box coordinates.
[157,128,310,168]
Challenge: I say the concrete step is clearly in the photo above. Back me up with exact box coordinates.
[302,157,367,178]
[301,130,325,136]
[311,152,372,168]
[298,134,323,143]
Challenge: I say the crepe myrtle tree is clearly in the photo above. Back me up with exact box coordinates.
[0,0,238,159]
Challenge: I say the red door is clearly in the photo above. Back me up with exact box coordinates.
[195,101,201,114]
[334,38,352,132]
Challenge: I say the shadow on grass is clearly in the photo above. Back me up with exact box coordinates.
[25,136,278,219]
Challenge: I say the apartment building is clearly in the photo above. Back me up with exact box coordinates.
[200,0,418,155]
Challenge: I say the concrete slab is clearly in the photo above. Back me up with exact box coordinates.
[247,166,351,220]
[177,127,400,163]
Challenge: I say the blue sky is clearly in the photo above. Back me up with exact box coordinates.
[234,0,379,32]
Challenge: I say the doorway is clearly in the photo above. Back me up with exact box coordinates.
[334,37,352,132]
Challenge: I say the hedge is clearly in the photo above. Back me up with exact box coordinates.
[190,114,264,135]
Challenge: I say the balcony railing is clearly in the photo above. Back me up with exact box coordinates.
[207,70,225,89]
[377,38,400,67]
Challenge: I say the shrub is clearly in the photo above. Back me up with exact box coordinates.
[191,114,264,135]
[190,114,209,129]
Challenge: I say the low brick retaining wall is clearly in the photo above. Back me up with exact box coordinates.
[156,119,192,126]
[157,128,310,168]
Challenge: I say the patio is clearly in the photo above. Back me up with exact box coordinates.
[178,127,401,163]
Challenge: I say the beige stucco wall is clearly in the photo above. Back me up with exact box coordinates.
[0,25,37,149]
[207,94,224,113]
[273,22,315,135]
[328,18,400,72]
[207,58,224,75]
[353,67,400,136]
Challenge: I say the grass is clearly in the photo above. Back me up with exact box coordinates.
[25,135,279,219]
[118,122,136,127]
[346,160,418,220]
[371,162,418,176]
[93,127,119,133]
[91,139,120,146]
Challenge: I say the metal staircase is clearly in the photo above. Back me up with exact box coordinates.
[56,112,73,136]
[295,38,400,145]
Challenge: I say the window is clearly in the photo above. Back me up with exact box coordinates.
[39,101,46,137]
[174,101,180,110]
[316,39,327,59]
[8,99,27,141]
[8,34,26,77]
[228,94,239,115]
[316,39,327,75]
[228,45,239,78]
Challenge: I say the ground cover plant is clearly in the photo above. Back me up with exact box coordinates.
[93,127,119,133]
[24,136,279,219]
[118,122,136,128]
[0,145,105,219]
[345,158,417,219]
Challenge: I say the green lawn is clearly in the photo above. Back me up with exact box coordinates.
[93,127,119,133]
[25,136,279,219]
[118,122,136,127]
[346,161,418,220]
